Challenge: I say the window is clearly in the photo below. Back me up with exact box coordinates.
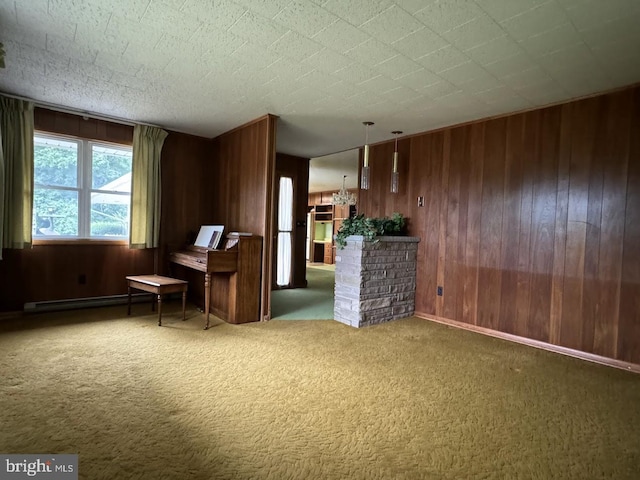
[32,133,132,240]
[276,176,293,287]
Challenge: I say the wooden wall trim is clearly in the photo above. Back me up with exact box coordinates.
[261,114,278,321]
[415,312,640,375]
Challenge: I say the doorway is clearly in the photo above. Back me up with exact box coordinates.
[271,264,335,319]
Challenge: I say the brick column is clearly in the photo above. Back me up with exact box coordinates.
[334,235,420,328]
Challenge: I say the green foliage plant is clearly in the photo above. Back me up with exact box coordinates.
[334,212,406,249]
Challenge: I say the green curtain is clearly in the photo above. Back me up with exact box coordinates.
[129,124,168,249]
[0,95,34,260]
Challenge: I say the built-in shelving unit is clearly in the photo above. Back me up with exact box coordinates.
[308,191,357,265]
[314,204,333,222]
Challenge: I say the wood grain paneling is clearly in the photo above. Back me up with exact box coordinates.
[0,108,212,312]
[358,85,640,366]
[619,89,640,363]
[527,107,559,342]
[462,123,484,327]
[158,130,214,307]
[499,115,525,335]
[160,131,214,256]
[212,115,275,233]
[443,128,462,322]
[34,109,133,145]
[211,114,277,321]
[477,118,506,331]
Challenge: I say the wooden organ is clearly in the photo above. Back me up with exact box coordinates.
[169,234,262,329]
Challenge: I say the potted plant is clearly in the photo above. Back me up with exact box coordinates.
[334,212,406,249]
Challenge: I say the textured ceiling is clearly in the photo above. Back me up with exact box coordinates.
[1,0,640,184]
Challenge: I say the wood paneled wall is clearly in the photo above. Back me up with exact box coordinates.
[159,131,214,265]
[358,86,640,365]
[211,115,277,233]
[0,109,213,312]
[210,114,278,320]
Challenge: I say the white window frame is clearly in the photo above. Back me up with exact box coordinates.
[33,132,132,241]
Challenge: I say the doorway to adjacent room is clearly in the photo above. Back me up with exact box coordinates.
[270,265,335,320]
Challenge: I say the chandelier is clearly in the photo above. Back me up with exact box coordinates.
[332,175,357,206]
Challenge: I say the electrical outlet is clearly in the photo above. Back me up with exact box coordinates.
[437,286,443,296]
[417,196,425,207]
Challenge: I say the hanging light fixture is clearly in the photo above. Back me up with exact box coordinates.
[360,121,374,190]
[332,175,357,206]
[390,130,402,193]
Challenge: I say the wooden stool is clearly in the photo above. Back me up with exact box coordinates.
[126,275,188,326]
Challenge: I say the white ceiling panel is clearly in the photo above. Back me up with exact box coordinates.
[415,0,486,34]
[483,53,537,79]
[440,14,505,52]
[518,22,582,58]
[270,31,323,62]
[499,2,570,41]
[416,45,470,74]
[476,0,548,23]
[323,0,393,27]
[562,0,640,32]
[1,0,639,192]
[394,68,441,91]
[391,27,448,60]
[181,0,247,31]
[344,38,397,67]
[14,0,76,41]
[231,0,292,19]
[311,18,370,53]
[465,35,524,66]
[273,1,338,37]
[360,5,424,44]
[229,10,289,45]
[375,54,423,81]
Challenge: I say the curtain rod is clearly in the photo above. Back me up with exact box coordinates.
[0,91,163,129]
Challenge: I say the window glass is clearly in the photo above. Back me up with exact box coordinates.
[33,133,132,240]
[90,193,130,237]
[33,136,78,188]
[33,189,78,236]
[92,144,132,191]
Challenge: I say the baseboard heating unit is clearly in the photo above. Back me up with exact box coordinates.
[24,293,150,313]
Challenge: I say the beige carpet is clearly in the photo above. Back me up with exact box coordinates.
[1,305,639,479]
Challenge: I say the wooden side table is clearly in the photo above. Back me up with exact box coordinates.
[126,275,188,326]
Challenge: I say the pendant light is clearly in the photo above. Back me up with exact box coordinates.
[391,131,402,193]
[360,121,374,190]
